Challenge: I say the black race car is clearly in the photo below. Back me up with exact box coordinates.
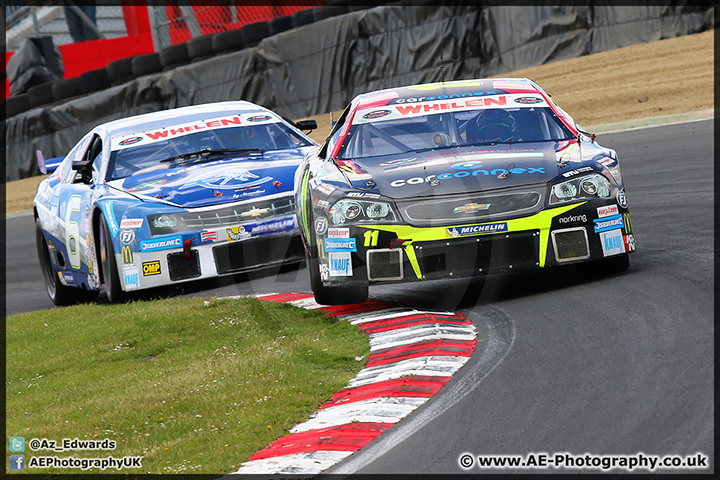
[294,78,635,305]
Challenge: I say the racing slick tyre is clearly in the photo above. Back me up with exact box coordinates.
[98,216,129,304]
[36,219,97,306]
[306,248,368,306]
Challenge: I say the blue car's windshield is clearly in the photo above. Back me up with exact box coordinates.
[107,123,311,181]
[337,107,575,159]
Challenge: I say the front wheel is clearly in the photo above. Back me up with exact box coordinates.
[306,249,368,306]
[36,218,97,306]
[98,216,129,303]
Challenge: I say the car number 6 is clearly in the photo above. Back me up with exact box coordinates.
[65,195,82,269]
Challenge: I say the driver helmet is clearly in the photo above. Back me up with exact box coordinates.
[468,109,517,143]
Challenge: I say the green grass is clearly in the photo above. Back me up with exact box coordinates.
[5,296,369,474]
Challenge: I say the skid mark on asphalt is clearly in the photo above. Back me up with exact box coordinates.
[229,292,479,475]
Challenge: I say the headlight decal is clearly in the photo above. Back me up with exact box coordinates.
[549,173,611,205]
[329,198,397,225]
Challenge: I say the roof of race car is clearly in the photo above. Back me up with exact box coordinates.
[95,101,276,138]
[352,77,545,110]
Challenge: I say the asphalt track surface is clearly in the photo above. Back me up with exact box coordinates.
[5,119,714,474]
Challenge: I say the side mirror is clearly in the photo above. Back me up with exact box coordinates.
[295,119,317,133]
[72,159,93,183]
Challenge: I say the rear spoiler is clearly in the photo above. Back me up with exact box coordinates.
[37,150,64,174]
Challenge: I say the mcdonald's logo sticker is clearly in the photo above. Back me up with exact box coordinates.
[623,213,632,234]
[142,261,161,276]
[121,246,134,264]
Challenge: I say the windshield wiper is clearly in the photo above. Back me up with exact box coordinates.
[159,147,263,164]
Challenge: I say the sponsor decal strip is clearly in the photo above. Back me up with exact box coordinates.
[231,293,477,475]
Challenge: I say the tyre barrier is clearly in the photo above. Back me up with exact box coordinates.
[231,292,478,475]
[159,43,191,71]
[4,7,370,118]
[106,57,134,87]
[27,82,55,108]
[212,29,245,56]
[240,20,270,48]
[313,5,350,22]
[80,68,110,94]
[291,9,316,30]
[188,34,217,63]
[131,52,163,78]
[52,77,83,102]
[4,93,30,118]
[268,15,293,36]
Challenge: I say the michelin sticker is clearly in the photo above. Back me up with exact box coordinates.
[447,222,507,237]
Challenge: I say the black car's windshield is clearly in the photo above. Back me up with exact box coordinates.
[337,107,575,159]
[107,123,311,181]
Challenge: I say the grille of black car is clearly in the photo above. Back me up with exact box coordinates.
[552,227,590,262]
[149,197,295,235]
[367,249,404,281]
[399,191,542,225]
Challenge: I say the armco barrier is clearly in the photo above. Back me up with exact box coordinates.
[5,4,716,182]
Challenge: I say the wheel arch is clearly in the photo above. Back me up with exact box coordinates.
[92,204,107,284]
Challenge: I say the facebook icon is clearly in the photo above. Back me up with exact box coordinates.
[10,454,25,470]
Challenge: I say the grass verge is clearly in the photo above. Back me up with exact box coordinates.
[5,296,369,474]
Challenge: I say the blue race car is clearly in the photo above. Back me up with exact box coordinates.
[34,101,317,305]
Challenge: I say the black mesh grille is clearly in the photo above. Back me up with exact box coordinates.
[367,249,403,281]
[554,229,589,261]
[167,250,201,281]
[400,191,542,226]
[213,235,303,275]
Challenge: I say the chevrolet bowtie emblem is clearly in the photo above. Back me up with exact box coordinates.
[453,203,491,214]
[241,207,268,217]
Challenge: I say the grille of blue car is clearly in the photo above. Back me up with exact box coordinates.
[149,197,295,235]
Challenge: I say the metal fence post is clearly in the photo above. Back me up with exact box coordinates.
[148,5,171,51]
[178,5,202,38]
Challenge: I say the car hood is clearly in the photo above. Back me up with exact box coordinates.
[110,151,305,208]
[342,142,582,199]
